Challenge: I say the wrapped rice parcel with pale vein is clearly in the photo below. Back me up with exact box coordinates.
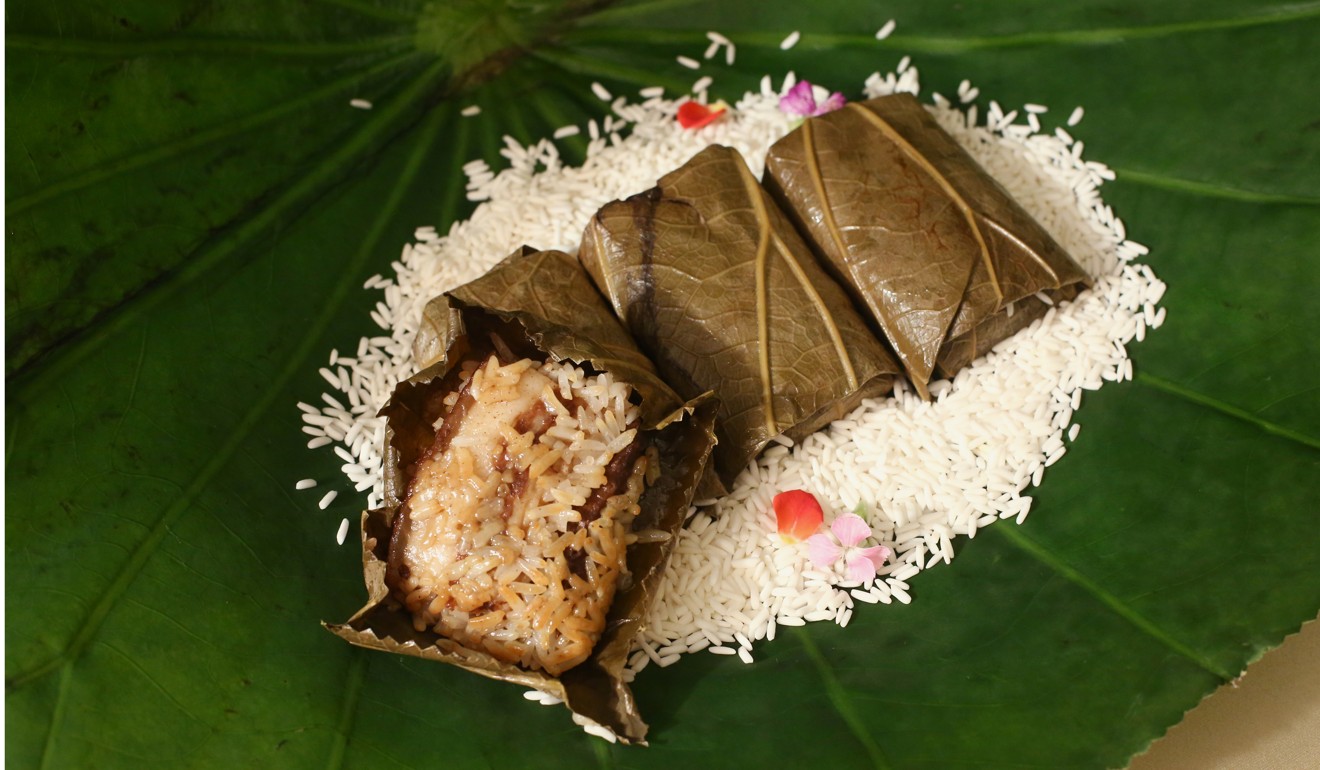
[325,247,717,744]
[580,145,899,486]
[763,93,1090,399]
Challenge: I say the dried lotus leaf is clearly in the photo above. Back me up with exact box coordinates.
[580,145,898,485]
[326,247,717,744]
[764,93,1089,398]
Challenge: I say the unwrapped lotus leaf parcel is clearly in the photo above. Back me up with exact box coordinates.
[298,27,1164,742]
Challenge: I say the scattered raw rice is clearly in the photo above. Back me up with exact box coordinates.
[300,25,1162,721]
[553,125,580,139]
[460,105,481,117]
[1068,106,1085,126]
[692,75,713,93]
[522,690,564,705]
[295,478,317,490]
[876,19,897,40]
[591,82,612,101]
[349,98,373,110]
[336,517,350,545]
[676,55,700,70]
[780,31,800,50]
[573,714,619,743]
[318,490,338,510]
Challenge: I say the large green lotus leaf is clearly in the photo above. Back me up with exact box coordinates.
[6,0,1319,768]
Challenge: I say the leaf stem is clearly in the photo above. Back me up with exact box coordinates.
[795,630,894,770]
[1136,373,1320,451]
[9,61,448,388]
[6,51,422,216]
[529,47,692,95]
[313,0,417,24]
[991,524,1236,680]
[733,155,779,436]
[37,663,74,770]
[565,5,1320,50]
[771,234,859,390]
[1114,168,1320,207]
[6,33,413,58]
[326,652,369,770]
[848,104,998,304]
[7,94,453,696]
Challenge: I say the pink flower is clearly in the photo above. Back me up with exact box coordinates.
[806,514,891,582]
[778,80,846,118]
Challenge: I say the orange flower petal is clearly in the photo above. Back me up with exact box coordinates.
[677,101,727,129]
[773,489,824,542]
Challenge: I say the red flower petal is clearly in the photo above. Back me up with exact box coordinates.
[773,489,824,542]
[677,101,726,129]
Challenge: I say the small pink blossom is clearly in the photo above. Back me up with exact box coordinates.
[806,513,891,582]
[779,80,846,118]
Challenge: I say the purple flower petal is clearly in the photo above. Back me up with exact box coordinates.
[806,533,842,568]
[830,513,872,548]
[846,553,878,583]
[779,80,817,116]
[817,91,847,115]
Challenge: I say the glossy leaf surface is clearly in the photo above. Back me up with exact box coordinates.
[765,95,1089,397]
[581,145,898,484]
[6,1,1319,768]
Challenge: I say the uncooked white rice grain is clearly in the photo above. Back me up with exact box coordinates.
[1068,106,1085,126]
[780,31,800,49]
[349,98,372,110]
[299,44,1163,715]
[295,478,317,490]
[676,55,700,69]
[876,19,896,39]
[318,490,338,510]
[553,125,580,139]
[460,105,481,117]
[335,517,350,545]
[693,75,713,93]
[591,82,612,101]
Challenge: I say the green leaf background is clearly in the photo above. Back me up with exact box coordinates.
[6,1,1318,767]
